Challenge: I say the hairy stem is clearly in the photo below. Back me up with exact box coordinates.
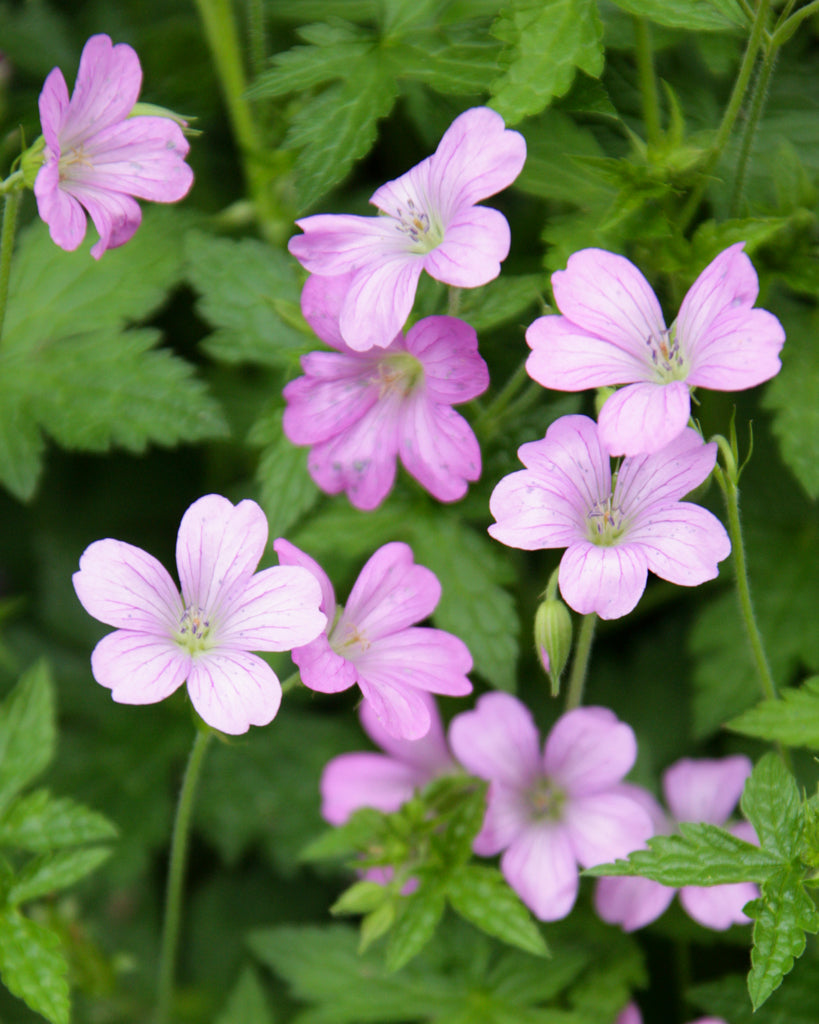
[634,17,662,149]
[0,189,22,347]
[565,613,597,711]
[730,46,776,216]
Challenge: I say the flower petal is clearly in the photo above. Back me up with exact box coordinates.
[273,538,336,623]
[627,502,731,587]
[344,542,440,638]
[615,428,718,511]
[339,256,424,351]
[687,306,785,390]
[543,706,638,794]
[526,314,649,390]
[472,780,532,856]
[501,823,580,921]
[73,538,182,631]
[64,182,142,259]
[449,692,541,789]
[662,756,752,825]
[675,243,759,352]
[34,159,89,252]
[595,874,676,932]
[558,541,648,619]
[293,633,357,694]
[61,35,142,145]
[423,205,511,288]
[38,67,69,152]
[360,693,454,774]
[398,395,481,502]
[283,354,379,446]
[90,629,189,704]
[320,752,429,824]
[405,316,488,405]
[679,881,757,930]
[356,675,433,740]
[186,650,282,734]
[289,213,406,275]
[355,626,473,698]
[218,565,325,651]
[565,791,653,867]
[489,468,583,551]
[301,272,365,350]
[598,380,692,456]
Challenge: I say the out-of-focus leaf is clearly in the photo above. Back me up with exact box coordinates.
[249,409,321,539]
[0,661,55,814]
[456,274,545,330]
[607,0,745,30]
[7,846,112,905]
[385,887,446,973]
[215,966,276,1024]
[0,790,117,853]
[0,908,69,1024]
[447,865,548,957]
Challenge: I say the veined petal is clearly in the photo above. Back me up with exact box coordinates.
[293,633,357,694]
[301,272,366,350]
[544,707,637,794]
[679,881,756,930]
[565,791,653,867]
[355,626,472,698]
[615,429,718,512]
[423,205,510,288]
[449,692,541,789]
[489,468,585,551]
[73,538,182,631]
[344,543,440,638]
[526,314,649,390]
[558,541,649,620]
[218,565,325,651]
[289,214,408,275]
[320,752,429,825]
[339,256,424,351]
[663,756,752,825]
[686,306,785,390]
[627,502,731,587]
[63,182,141,259]
[186,650,282,734]
[501,823,579,921]
[356,675,433,740]
[360,693,454,774]
[398,396,481,503]
[60,35,142,147]
[34,160,88,252]
[90,629,189,704]
[675,243,759,353]
[38,67,69,151]
[522,415,611,508]
[176,495,268,613]
[273,538,337,623]
[282,355,379,445]
[551,249,667,358]
[405,316,488,405]
[598,381,691,457]
[595,874,676,932]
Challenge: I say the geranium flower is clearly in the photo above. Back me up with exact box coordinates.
[596,755,758,932]
[618,1005,725,1024]
[526,244,785,455]
[488,414,731,619]
[321,693,456,825]
[72,495,326,734]
[283,272,489,510]
[448,693,652,921]
[34,33,193,259]
[273,539,472,740]
[288,106,526,350]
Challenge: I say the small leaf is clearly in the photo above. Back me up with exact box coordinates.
[0,661,55,814]
[215,966,275,1024]
[331,880,392,916]
[7,846,112,906]
[447,864,548,957]
[456,274,544,331]
[384,887,446,973]
[0,790,118,853]
[740,753,803,863]
[0,908,69,1024]
[730,677,819,749]
[251,409,321,539]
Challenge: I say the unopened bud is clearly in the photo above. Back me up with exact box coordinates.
[129,102,200,135]
[534,597,572,696]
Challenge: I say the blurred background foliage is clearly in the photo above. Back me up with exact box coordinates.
[0,0,818,1021]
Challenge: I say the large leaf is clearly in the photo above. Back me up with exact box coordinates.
[729,678,819,750]
[215,966,276,1024]
[740,753,803,863]
[0,789,117,853]
[606,0,745,30]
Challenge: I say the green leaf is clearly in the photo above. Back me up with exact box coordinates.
[691,960,819,1024]
[606,0,745,30]
[0,661,55,814]
[249,409,320,539]
[490,0,604,125]
[515,110,610,204]
[730,677,819,750]
[392,39,503,95]
[185,232,308,368]
[216,966,275,1024]
[586,821,780,886]
[447,864,548,957]
[248,36,376,98]
[747,866,819,1008]
[385,887,446,972]
[7,846,112,906]
[741,753,803,863]
[456,274,545,331]
[0,789,118,853]
[0,907,69,1024]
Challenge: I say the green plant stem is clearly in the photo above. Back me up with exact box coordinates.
[679,0,772,231]
[0,188,22,347]
[156,728,213,1024]
[564,613,597,711]
[474,359,530,441]
[730,46,776,216]
[633,17,661,149]
[280,669,301,695]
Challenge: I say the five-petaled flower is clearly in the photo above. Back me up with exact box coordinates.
[488,414,731,619]
[72,494,326,734]
[273,539,472,740]
[596,755,758,932]
[283,272,489,510]
[35,33,193,259]
[525,244,785,455]
[288,106,526,351]
[449,693,652,921]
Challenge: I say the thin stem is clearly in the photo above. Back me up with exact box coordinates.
[679,0,772,231]
[564,613,597,711]
[730,46,776,216]
[156,728,213,1024]
[474,359,531,441]
[280,669,301,695]
[0,189,22,347]
[633,17,662,149]
[771,0,819,47]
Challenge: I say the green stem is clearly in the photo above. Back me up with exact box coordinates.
[771,0,819,47]
[564,613,597,711]
[0,189,22,347]
[730,46,776,216]
[280,669,302,695]
[633,17,662,149]
[679,0,772,231]
[156,728,213,1024]
[474,359,531,441]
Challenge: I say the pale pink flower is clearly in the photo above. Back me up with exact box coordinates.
[595,755,758,932]
[526,244,785,455]
[321,693,456,825]
[273,539,472,740]
[34,34,193,258]
[488,414,731,619]
[288,106,526,350]
[72,495,326,734]
[617,1006,725,1024]
[283,272,488,510]
[448,693,652,921]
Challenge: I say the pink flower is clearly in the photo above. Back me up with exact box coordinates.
[72,495,326,734]
[526,244,785,455]
[617,1006,726,1024]
[448,693,652,921]
[34,34,193,259]
[595,755,758,931]
[321,693,456,825]
[288,106,526,351]
[488,414,731,619]
[283,272,489,510]
[273,539,472,740]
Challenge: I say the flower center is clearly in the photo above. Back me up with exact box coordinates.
[392,198,443,253]
[587,495,627,545]
[374,353,424,398]
[58,145,94,181]
[527,776,565,822]
[646,326,687,382]
[175,604,214,654]
[329,605,370,657]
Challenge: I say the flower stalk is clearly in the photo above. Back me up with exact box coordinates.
[0,186,22,346]
[564,613,597,711]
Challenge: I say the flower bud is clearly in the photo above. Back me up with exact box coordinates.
[20,136,45,189]
[128,102,199,135]
[534,597,572,696]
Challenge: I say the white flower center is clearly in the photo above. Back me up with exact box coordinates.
[392,198,443,253]
[646,326,687,382]
[176,604,214,654]
[587,495,627,545]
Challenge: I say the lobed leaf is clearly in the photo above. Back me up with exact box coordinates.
[606,0,745,30]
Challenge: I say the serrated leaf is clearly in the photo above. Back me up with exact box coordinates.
[251,409,320,538]
[0,789,118,853]
[740,753,803,863]
[7,846,112,906]
[216,966,275,1024]
[456,273,544,331]
[490,0,604,125]
[0,908,69,1024]
[607,0,745,31]
[0,661,55,814]
[730,678,819,750]
[515,110,610,204]
[587,821,780,886]
[447,864,548,957]
[747,866,819,1008]
[385,887,446,972]
[249,38,376,98]
[393,39,502,95]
